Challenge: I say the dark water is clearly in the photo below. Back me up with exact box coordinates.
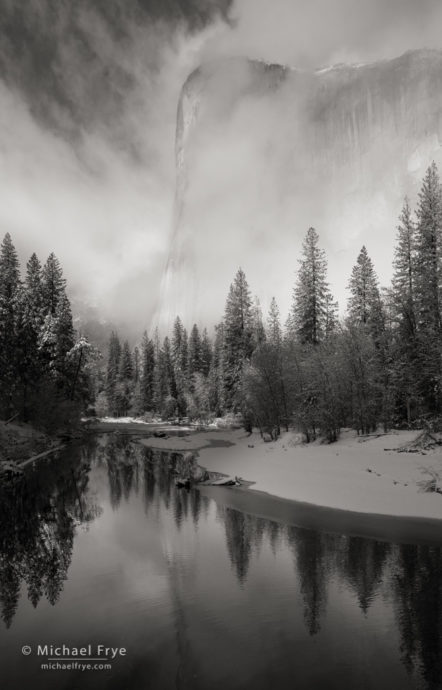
[0,434,441,690]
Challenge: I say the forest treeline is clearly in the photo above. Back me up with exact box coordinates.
[2,162,442,439]
[100,162,442,440]
[0,238,98,430]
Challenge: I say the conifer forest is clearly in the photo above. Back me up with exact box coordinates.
[2,163,442,441]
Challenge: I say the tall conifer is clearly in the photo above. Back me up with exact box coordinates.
[41,253,66,315]
[413,162,442,412]
[290,228,336,345]
[223,268,253,410]
[347,246,384,338]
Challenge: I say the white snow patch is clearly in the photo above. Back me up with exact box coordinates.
[140,429,442,520]
[100,416,154,424]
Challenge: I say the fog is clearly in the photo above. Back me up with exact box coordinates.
[2,0,442,335]
[208,0,442,68]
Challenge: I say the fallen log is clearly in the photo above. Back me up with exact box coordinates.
[209,476,241,486]
[17,444,65,469]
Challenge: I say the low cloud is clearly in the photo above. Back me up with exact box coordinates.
[0,1,231,332]
[204,0,442,68]
[1,0,442,333]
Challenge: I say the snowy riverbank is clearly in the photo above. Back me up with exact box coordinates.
[83,417,193,433]
[139,428,442,520]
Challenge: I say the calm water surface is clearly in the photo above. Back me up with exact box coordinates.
[0,434,441,690]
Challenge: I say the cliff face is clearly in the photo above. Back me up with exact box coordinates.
[157,50,442,330]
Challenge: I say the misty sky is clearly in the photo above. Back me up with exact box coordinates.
[2,0,442,333]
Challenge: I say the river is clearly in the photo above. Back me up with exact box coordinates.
[0,433,441,690]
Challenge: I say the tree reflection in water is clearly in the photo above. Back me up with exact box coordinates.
[392,544,442,690]
[0,441,101,628]
[339,536,391,614]
[212,499,441,688]
[287,527,330,636]
[222,508,253,584]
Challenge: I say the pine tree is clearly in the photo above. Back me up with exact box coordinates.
[267,297,282,347]
[413,162,442,412]
[154,345,170,416]
[208,322,225,415]
[161,336,177,418]
[162,337,175,396]
[200,328,212,377]
[414,162,442,330]
[106,331,121,415]
[23,252,76,406]
[41,253,66,315]
[131,345,142,414]
[391,198,419,422]
[251,297,266,348]
[0,233,22,416]
[181,328,189,385]
[255,297,288,432]
[223,268,254,410]
[290,228,336,345]
[347,246,384,338]
[171,317,184,365]
[188,324,202,376]
[324,293,339,339]
[25,253,43,300]
[24,253,45,334]
[339,324,380,434]
[15,290,40,420]
[115,340,135,416]
[0,233,21,302]
[152,328,166,413]
[37,314,59,373]
[171,317,188,417]
[140,332,155,412]
[190,373,211,422]
[347,248,393,428]
[120,341,134,381]
[53,292,75,390]
[133,347,140,383]
[392,198,416,334]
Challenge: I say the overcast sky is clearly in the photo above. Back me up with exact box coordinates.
[2,0,442,333]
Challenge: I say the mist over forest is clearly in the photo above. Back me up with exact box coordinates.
[3,162,442,442]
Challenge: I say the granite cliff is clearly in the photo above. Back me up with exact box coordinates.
[158,50,442,329]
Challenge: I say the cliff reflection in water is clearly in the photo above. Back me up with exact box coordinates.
[0,435,440,689]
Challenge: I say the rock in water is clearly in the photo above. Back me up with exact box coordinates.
[175,477,191,489]
[156,50,442,330]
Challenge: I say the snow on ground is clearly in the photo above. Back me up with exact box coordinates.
[99,416,160,424]
[139,429,442,520]
[84,417,193,432]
